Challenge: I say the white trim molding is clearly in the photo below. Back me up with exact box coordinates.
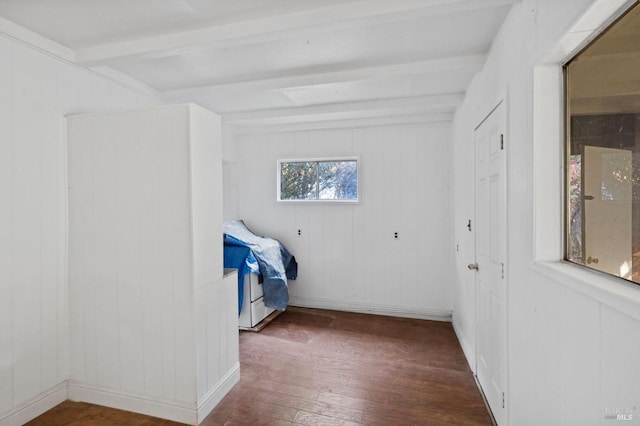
[532,0,640,317]
[63,361,240,425]
[452,317,476,371]
[67,382,197,425]
[196,363,240,424]
[0,382,68,426]
[289,296,452,322]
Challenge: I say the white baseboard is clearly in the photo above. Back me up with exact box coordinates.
[452,317,475,372]
[197,362,240,423]
[0,366,240,426]
[0,382,68,426]
[68,382,197,425]
[288,296,452,322]
[67,362,241,425]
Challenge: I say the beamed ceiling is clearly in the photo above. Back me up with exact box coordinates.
[0,0,518,132]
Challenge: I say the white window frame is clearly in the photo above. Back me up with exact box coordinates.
[532,0,640,322]
[277,157,360,203]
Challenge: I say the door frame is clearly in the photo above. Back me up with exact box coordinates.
[472,96,509,425]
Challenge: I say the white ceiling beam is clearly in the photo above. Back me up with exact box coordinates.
[229,112,454,134]
[164,55,485,98]
[223,93,463,127]
[0,15,75,62]
[227,107,448,127]
[88,66,162,98]
[75,0,517,65]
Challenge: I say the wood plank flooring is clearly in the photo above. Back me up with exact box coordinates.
[27,307,493,425]
[26,401,183,426]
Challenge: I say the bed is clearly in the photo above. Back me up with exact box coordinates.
[238,273,275,329]
[223,220,297,329]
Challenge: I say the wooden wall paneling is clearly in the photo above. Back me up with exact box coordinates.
[39,54,63,393]
[237,135,254,220]
[560,290,600,425]
[218,280,230,394]
[426,125,454,308]
[67,116,89,386]
[207,285,222,395]
[227,123,453,319]
[290,200,311,297]
[324,206,353,301]
[397,127,417,306]
[138,109,165,398]
[115,112,146,396]
[273,132,297,243]
[291,134,312,294]
[173,289,196,405]
[258,132,270,216]
[224,275,239,376]
[363,127,388,306]
[414,126,435,307]
[155,108,180,402]
[190,106,223,287]
[0,29,162,423]
[381,126,404,307]
[304,205,326,300]
[232,135,251,221]
[0,37,15,415]
[400,126,423,308]
[12,45,45,406]
[161,107,195,405]
[396,128,421,309]
[195,284,210,401]
[449,3,640,423]
[92,114,121,392]
[529,279,567,421]
[196,272,240,401]
[350,129,369,303]
[601,306,640,420]
[323,129,354,302]
[66,104,235,423]
[194,272,239,422]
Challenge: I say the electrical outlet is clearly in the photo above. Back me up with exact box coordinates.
[297,229,302,236]
[394,232,398,239]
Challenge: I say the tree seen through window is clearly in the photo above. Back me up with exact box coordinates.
[279,159,358,201]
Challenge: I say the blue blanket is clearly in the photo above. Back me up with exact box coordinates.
[223,220,297,312]
[223,244,259,315]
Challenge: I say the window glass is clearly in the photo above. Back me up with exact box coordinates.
[280,161,318,200]
[279,159,358,202]
[318,161,358,200]
[565,3,640,283]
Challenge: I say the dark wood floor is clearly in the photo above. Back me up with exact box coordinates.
[28,307,492,425]
[26,401,183,426]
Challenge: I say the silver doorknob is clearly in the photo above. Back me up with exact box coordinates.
[467,263,479,271]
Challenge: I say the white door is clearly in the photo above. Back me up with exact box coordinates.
[473,101,507,425]
[583,145,633,279]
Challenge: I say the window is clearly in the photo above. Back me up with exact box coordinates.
[277,158,358,202]
[565,2,640,284]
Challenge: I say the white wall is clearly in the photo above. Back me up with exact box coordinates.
[66,106,197,409]
[67,105,237,424]
[452,1,640,425]
[0,34,160,425]
[224,123,453,320]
